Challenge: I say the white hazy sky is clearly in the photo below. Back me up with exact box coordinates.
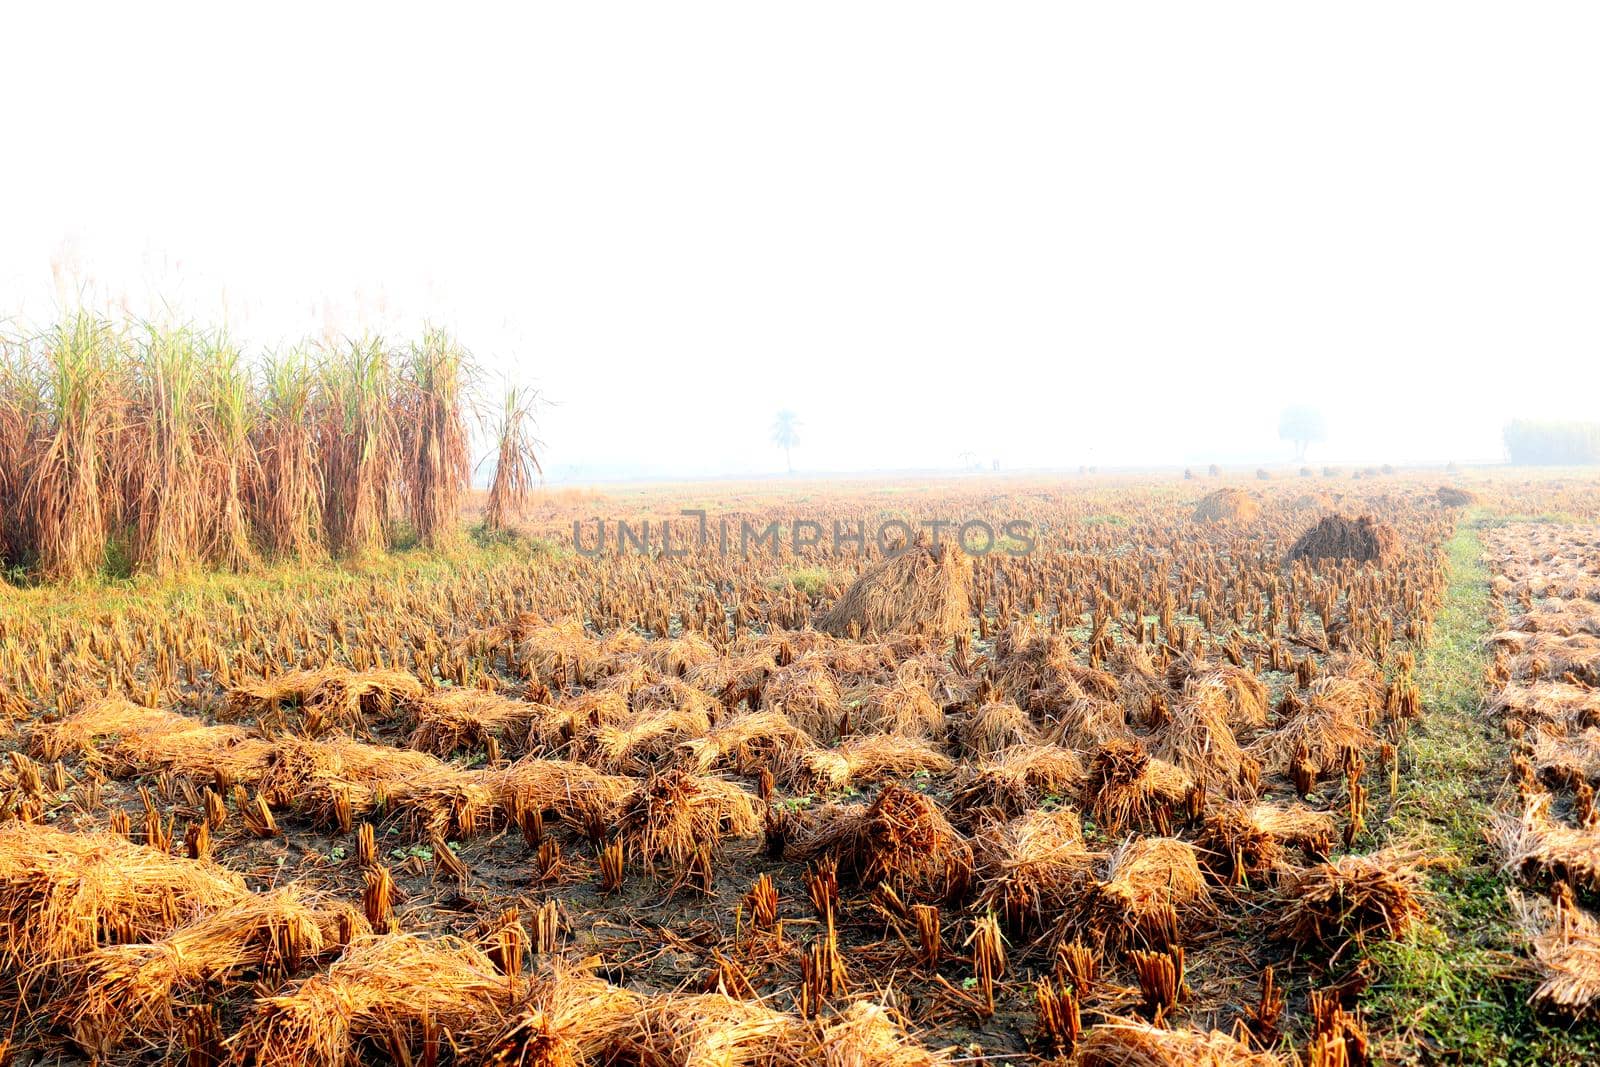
[4,3,1597,479]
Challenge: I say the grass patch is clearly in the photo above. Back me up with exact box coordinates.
[772,565,835,597]
[1365,510,1600,1065]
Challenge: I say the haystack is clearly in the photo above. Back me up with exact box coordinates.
[1437,486,1479,507]
[816,539,973,642]
[1192,489,1260,524]
[1284,514,1401,567]
[786,783,973,904]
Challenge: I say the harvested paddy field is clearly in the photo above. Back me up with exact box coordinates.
[4,472,1600,1065]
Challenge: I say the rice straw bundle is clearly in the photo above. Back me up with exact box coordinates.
[786,784,973,904]
[1273,850,1427,946]
[517,621,603,690]
[588,705,714,774]
[807,1000,952,1067]
[618,769,761,873]
[31,697,273,783]
[1513,891,1600,1019]
[228,667,423,733]
[617,991,799,1067]
[950,743,1087,818]
[680,711,817,776]
[760,660,847,740]
[0,822,249,977]
[852,677,947,739]
[484,955,642,1067]
[1076,837,1213,953]
[1496,792,1600,891]
[786,733,953,792]
[488,757,634,832]
[816,538,973,642]
[959,701,1038,756]
[641,633,722,678]
[62,887,366,1054]
[258,735,494,838]
[408,690,553,756]
[1078,1016,1285,1066]
[1150,689,1259,801]
[973,808,1095,932]
[229,932,526,1067]
[1083,740,1195,835]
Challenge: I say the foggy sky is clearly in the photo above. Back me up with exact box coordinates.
[5,3,1597,481]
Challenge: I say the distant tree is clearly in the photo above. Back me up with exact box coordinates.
[1504,419,1600,465]
[1278,405,1328,462]
[771,409,801,473]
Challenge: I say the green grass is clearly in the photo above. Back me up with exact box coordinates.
[0,535,528,621]
[1365,510,1600,1065]
[773,564,835,597]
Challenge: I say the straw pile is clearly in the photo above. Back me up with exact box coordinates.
[760,660,847,740]
[230,932,526,1067]
[618,769,761,873]
[974,808,1095,931]
[408,689,553,756]
[0,822,249,976]
[1192,489,1260,524]
[228,667,424,732]
[485,956,642,1067]
[787,784,973,904]
[31,697,273,783]
[1078,837,1213,952]
[788,734,953,792]
[817,539,973,642]
[1083,740,1195,834]
[1273,850,1427,946]
[680,711,816,776]
[1514,892,1600,1019]
[62,886,366,1054]
[1285,514,1401,567]
[1078,1017,1285,1066]
[950,744,1087,818]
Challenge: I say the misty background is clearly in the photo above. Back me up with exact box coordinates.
[4,3,1597,481]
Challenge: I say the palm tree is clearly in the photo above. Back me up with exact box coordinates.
[771,409,800,474]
